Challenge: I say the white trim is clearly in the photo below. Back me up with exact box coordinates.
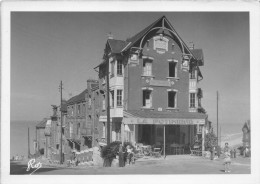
[142,55,154,60]
[167,89,178,92]
[142,87,153,91]
[167,59,178,63]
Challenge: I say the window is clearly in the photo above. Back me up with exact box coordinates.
[69,122,73,137]
[146,40,149,48]
[82,104,86,115]
[171,43,175,51]
[117,90,122,106]
[77,123,80,135]
[117,60,123,75]
[190,93,196,108]
[168,91,177,108]
[115,123,121,141]
[143,60,152,76]
[77,104,81,115]
[71,106,74,116]
[111,61,115,76]
[169,62,177,77]
[143,90,152,108]
[102,122,106,138]
[110,90,114,108]
[88,95,91,108]
[190,69,196,79]
[102,94,106,110]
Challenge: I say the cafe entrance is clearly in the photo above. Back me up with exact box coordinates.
[137,124,198,155]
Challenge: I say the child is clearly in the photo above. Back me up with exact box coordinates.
[223,142,231,173]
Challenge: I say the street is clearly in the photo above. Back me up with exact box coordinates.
[10,155,251,175]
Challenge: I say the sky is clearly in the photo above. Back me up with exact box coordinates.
[10,12,250,127]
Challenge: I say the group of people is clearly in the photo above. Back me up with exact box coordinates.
[118,144,135,167]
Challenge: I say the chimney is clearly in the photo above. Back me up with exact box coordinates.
[188,42,194,50]
[51,105,58,117]
[107,32,113,39]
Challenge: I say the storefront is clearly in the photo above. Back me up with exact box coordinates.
[123,110,207,156]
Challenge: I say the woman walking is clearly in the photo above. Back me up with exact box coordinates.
[223,142,231,173]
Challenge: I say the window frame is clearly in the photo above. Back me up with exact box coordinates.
[117,60,123,76]
[190,93,196,108]
[142,89,153,108]
[117,89,123,107]
[167,90,177,108]
[143,59,153,76]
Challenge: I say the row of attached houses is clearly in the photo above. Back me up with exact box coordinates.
[35,15,210,163]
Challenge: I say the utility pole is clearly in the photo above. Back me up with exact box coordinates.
[59,81,63,164]
[106,59,111,144]
[28,127,30,158]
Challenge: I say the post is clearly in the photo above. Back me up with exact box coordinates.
[28,127,30,158]
[217,91,219,147]
[106,60,111,144]
[59,81,63,164]
[164,125,166,158]
[202,125,205,152]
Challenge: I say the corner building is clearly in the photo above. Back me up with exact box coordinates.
[96,16,208,154]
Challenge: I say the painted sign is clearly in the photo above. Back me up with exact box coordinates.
[123,117,205,125]
[153,35,169,54]
[150,79,170,87]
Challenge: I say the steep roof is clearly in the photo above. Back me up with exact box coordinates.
[107,39,129,54]
[36,118,48,128]
[191,49,204,66]
[126,16,164,46]
[66,88,88,105]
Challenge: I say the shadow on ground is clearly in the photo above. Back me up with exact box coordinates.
[10,161,58,175]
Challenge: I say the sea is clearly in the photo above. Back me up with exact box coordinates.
[10,121,38,158]
[10,121,245,158]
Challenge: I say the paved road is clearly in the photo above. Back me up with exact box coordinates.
[10,155,250,175]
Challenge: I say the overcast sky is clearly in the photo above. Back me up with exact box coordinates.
[11,12,250,126]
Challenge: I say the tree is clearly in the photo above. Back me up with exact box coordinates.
[204,132,217,151]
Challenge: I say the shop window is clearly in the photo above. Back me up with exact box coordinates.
[168,91,177,108]
[169,62,177,77]
[117,60,123,76]
[190,69,196,79]
[190,93,196,108]
[117,89,123,107]
[110,90,114,108]
[143,59,152,76]
[143,90,152,108]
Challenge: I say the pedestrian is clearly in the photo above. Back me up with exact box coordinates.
[118,143,125,167]
[223,142,231,173]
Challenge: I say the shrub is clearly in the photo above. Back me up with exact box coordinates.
[204,132,217,151]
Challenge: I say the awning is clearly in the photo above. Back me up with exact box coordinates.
[123,110,207,125]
